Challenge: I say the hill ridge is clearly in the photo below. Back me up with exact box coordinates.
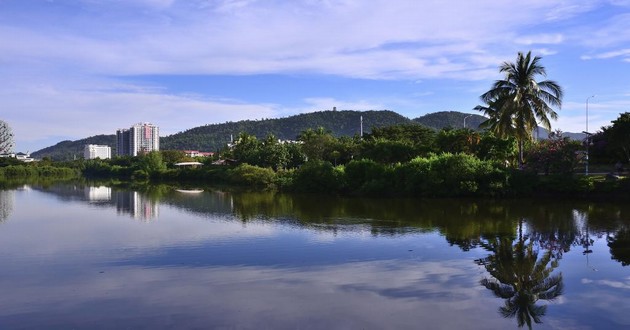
[33,110,485,160]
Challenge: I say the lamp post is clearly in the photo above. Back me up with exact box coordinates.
[463,115,473,129]
[585,95,595,175]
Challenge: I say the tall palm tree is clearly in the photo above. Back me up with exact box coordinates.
[475,51,563,168]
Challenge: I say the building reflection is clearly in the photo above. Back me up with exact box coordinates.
[85,186,112,202]
[0,190,14,223]
[114,191,159,221]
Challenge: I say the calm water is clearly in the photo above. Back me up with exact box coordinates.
[0,183,629,329]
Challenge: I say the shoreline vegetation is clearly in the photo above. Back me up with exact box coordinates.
[3,144,628,199]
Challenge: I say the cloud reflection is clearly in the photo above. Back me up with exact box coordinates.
[0,260,508,329]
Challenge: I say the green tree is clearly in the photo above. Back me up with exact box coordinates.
[137,151,166,173]
[476,132,517,164]
[160,150,190,165]
[601,112,630,163]
[298,127,337,162]
[260,134,290,170]
[435,128,480,155]
[476,51,563,168]
[360,138,416,164]
[232,133,263,166]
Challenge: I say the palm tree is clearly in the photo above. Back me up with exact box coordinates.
[475,51,563,168]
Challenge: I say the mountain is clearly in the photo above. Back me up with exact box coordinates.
[32,134,115,161]
[32,110,412,160]
[31,110,584,161]
[412,111,486,130]
[162,110,411,151]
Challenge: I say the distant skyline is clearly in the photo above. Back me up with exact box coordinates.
[2,0,630,152]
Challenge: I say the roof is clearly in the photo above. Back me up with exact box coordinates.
[174,162,204,166]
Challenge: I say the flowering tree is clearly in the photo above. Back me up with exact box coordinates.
[525,131,581,175]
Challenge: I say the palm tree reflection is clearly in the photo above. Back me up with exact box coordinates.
[478,234,563,329]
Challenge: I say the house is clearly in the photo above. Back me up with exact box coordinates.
[15,152,35,162]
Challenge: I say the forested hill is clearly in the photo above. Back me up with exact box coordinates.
[163,110,410,151]
[412,111,486,130]
[32,134,115,161]
[32,110,487,160]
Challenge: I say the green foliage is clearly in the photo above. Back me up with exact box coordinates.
[359,138,416,164]
[435,128,480,155]
[0,164,77,179]
[160,150,190,165]
[289,161,344,193]
[344,159,390,192]
[601,112,630,163]
[298,127,337,162]
[393,153,507,197]
[476,132,517,163]
[137,151,167,173]
[0,157,23,167]
[227,164,276,187]
[367,124,435,150]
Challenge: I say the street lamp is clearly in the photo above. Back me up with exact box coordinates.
[463,115,473,129]
[585,95,595,175]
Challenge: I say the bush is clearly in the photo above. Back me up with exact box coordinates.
[344,159,388,192]
[290,161,344,193]
[393,153,507,197]
[228,164,276,187]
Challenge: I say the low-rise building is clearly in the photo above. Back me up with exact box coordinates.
[183,150,214,158]
[84,144,111,159]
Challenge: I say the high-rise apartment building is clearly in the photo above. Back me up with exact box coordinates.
[116,123,159,156]
[84,144,111,159]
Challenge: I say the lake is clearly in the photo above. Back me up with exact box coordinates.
[0,182,629,329]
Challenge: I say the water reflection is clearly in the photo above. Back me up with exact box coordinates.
[0,190,13,223]
[115,191,159,220]
[477,226,563,329]
[608,229,630,266]
[3,183,630,329]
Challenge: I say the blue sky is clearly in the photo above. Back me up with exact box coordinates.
[2,0,630,152]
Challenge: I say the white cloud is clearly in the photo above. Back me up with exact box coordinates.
[0,77,280,151]
[515,33,565,45]
[581,48,630,60]
[0,0,599,80]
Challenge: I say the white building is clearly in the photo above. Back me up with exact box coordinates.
[116,123,159,156]
[84,144,111,159]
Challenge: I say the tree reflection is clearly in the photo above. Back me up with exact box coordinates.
[479,227,563,329]
[608,228,630,266]
[0,190,14,223]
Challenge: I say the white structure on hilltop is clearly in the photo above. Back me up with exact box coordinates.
[0,120,15,154]
[84,144,111,159]
[116,123,159,156]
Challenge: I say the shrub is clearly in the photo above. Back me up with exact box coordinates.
[228,164,276,187]
[290,161,344,193]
